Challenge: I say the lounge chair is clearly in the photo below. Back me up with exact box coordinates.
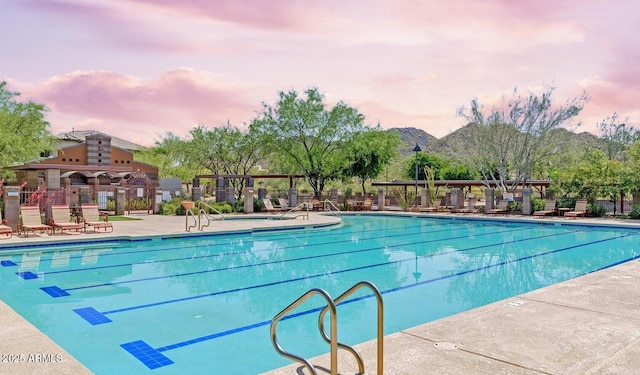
[18,206,53,237]
[419,203,438,213]
[486,200,509,215]
[81,204,113,232]
[533,199,557,217]
[564,199,588,219]
[263,198,285,213]
[278,198,289,210]
[455,198,478,214]
[49,204,83,234]
[361,198,372,211]
[0,210,12,239]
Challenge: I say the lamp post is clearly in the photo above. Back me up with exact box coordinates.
[413,144,421,203]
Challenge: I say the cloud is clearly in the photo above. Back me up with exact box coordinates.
[19,69,261,145]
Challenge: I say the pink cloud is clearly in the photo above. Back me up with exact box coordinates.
[21,69,261,145]
[124,0,331,32]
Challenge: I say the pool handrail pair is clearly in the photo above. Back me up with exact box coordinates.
[279,202,311,220]
[185,201,224,232]
[270,281,384,375]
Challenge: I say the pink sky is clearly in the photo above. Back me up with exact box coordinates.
[2,0,639,147]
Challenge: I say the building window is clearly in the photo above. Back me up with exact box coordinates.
[62,158,66,162]
[75,159,79,162]
[127,161,130,164]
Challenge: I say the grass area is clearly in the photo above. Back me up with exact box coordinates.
[106,215,143,221]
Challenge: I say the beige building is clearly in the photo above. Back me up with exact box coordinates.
[10,130,158,189]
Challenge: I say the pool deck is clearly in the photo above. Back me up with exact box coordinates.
[1,211,640,374]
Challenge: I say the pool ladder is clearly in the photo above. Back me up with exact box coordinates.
[270,281,384,375]
[185,202,224,232]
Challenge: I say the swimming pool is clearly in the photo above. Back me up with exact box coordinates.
[0,214,639,374]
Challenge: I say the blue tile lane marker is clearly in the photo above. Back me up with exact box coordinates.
[73,307,112,325]
[120,235,640,370]
[40,286,70,297]
[120,340,174,370]
[1,260,17,267]
[16,271,38,280]
[41,226,526,299]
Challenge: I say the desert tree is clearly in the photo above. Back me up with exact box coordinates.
[455,85,589,193]
[342,128,399,195]
[0,81,54,178]
[250,87,367,199]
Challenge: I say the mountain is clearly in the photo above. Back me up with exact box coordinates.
[388,127,438,158]
[388,125,605,160]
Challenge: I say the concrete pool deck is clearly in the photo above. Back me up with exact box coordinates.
[1,211,639,374]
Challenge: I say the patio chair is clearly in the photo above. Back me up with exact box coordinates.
[18,206,53,237]
[486,200,509,215]
[564,199,588,219]
[533,199,557,217]
[262,198,285,213]
[0,210,12,239]
[278,198,289,210]
[81,204,113,233]
[361,198,372,211]
[49,204,83,234]
[455,198,479,214]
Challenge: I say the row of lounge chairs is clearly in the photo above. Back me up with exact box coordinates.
[423,198,590,218]
[533,199,588,219]
[4,204,113,238]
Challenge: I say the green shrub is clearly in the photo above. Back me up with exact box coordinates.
[587,203,606,217]
[508,201,522,212]
[160,200,180,215]
[630,204,640,220]
[556,197,577,209]
[531,198,545,212]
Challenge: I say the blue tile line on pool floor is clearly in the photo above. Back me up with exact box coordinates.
[72,229,584,324]
[119,232,638,370]
[9,220,473,278]
[42,226,533,296]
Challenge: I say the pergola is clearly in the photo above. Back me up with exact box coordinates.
[372,179,551,198]
[194,174,306,189]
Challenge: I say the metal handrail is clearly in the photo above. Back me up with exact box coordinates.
[321,199,342,215]
[185,209,198,232]
[197,201,224,220]
[318,281,384,375]
[270,288,338,375]
[197,201,224,231]
[280,202,310,220]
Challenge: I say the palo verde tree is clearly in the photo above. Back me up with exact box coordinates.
[250,87,368,199]
[0,81,54,178]
[597,113,639,162]
[455,85,589,193]
[135,132,195,181]
[342,128,399,195]
[186,123,269,199]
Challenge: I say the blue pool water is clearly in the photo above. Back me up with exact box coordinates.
[1,215,639,374]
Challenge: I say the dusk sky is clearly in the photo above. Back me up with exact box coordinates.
[2,0,639,147]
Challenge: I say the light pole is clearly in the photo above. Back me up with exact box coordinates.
[413,144,421,204]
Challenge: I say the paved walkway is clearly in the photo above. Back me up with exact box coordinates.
[1,212,639,374]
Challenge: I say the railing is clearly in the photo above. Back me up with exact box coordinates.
[185,208,198,232]
[280,202,311,220]
[321,199,342,215]
[270,281,384,375]
[197,201,224,230]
